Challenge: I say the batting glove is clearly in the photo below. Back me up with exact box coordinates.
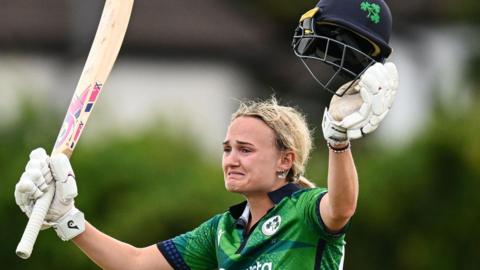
[15,148,85,241]
[322,62,399,145]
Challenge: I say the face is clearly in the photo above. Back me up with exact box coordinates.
[222,116,289,196]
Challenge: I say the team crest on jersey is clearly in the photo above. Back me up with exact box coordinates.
[261,215,281,236]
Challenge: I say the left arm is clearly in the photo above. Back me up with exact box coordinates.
[320,143,358,232]
[319,62,399,232]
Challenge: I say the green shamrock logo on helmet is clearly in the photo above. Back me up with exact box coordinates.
[360,1,381,24]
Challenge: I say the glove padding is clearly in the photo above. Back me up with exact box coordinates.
[322,62,399,144]
[14,148,85,241]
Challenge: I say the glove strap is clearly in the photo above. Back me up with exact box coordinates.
[322,108,350,146]
[52,208,85,241]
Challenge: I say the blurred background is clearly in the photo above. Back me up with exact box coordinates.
[1,0,479,269]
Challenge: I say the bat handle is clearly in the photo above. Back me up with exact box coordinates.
[16,185,55,259]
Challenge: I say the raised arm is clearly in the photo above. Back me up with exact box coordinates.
[320,143,358,232]
[319,62,399,232]
[14,148,172,270]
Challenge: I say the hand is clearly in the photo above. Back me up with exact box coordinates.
[15,148,85,241]
[322,62,399,145]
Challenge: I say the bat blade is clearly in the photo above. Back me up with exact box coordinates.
[53,0,135,158]
[16,0,134,259]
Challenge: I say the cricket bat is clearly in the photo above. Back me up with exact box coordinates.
[16,0,134,259]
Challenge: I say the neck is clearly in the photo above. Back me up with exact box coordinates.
[246,194,274,227]
[245,181,288,229]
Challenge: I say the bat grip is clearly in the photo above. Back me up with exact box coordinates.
[16,185,55,259]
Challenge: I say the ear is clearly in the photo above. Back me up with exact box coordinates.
[277,150,294,171]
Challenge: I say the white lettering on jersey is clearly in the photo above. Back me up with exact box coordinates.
[219,261,272,270]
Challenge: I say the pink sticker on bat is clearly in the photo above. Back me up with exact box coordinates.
[89,82,102,102]
[54,85,91,149]
[73,121,85,142]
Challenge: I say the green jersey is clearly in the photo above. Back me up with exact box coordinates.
[158,183,348,269]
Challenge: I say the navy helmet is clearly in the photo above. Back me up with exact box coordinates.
[292,0,393,95]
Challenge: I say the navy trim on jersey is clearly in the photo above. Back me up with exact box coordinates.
[157,240,190,270]
[229,201,248,219]
[229,183,301,220]
[235,203,250,228]
[268,182,301,204]
[235,222,253,254]
[235,203,251,253]
[314,239,327,270]
[315,192,350,237]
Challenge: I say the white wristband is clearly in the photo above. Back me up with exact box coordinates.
[52,208,85,241]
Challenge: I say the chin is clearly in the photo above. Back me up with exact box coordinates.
[225,182,243,193]
[225,178,251,194]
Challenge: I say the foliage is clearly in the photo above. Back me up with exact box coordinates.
[344,101,480,269]
[466,48,480,90]
[447,0,480,23]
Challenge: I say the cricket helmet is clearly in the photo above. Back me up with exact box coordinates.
[292,0,393,95]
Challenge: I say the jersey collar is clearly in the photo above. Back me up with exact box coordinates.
[228,183,301,219]
[268,182,301,204]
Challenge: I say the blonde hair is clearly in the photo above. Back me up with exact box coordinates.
[231,97,316,188]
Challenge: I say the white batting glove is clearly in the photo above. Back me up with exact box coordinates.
[322,62,399,144]
[14,148,85,241]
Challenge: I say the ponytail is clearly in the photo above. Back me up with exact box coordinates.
[294,176,316,188]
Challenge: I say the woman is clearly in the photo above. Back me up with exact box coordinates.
[15,0,400,265]
[14,58,398,269]
[15,98,349,269]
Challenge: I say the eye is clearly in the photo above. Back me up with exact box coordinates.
[223,146,231,153]
[240,147,252,153]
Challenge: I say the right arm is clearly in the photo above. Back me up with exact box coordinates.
[14,148,172,270]
[73,222,172,270]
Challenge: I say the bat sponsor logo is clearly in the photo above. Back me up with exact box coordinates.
[85,82,102,112]
[54,82,102,150]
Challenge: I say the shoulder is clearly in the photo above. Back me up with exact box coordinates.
[186,213,224,235]
[288,187,328,215]
[291,187,327,200]
[204,213,224,228]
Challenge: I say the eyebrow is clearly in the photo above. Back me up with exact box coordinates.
[222,140,254,146]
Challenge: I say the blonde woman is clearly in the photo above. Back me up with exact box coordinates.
[14,60,398,270]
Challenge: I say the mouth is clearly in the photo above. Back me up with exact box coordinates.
[226,171,245,178]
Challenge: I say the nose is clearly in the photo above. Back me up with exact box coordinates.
[223,149,240,168]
